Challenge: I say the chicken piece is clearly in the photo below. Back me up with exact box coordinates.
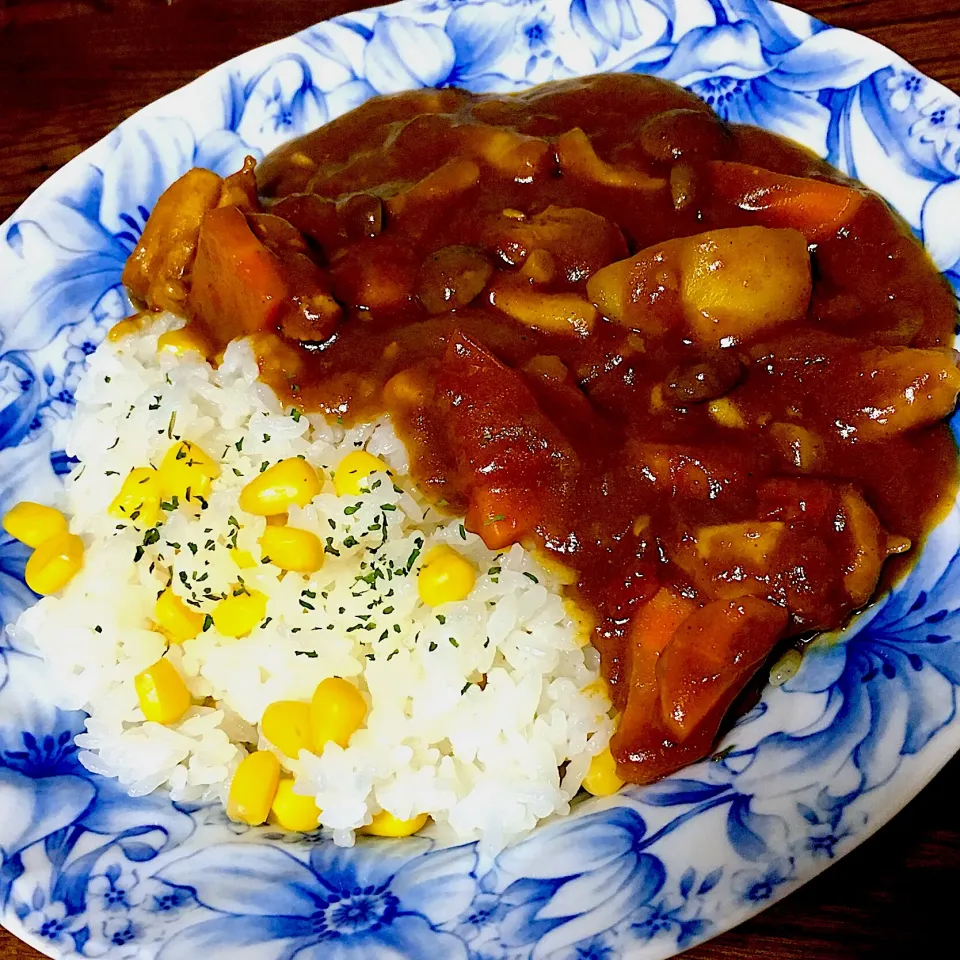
[588,226,811,346]
[122,168,223,311]
[556,128,666,192]
[483,205,628,283]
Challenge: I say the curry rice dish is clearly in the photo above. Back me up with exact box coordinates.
[5,73,959,847]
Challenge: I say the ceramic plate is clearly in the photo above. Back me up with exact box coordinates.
[2,1,960,957]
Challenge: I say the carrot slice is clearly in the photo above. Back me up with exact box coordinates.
[189,206,289,336]
[656,596,788,742]
[706,160,864,241]
[630,586,697,658]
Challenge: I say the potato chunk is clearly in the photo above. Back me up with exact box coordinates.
[587,225,812,346]
[681,227,811,343]
[123,168,223,311]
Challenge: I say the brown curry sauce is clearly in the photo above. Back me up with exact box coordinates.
[122,73,960,784]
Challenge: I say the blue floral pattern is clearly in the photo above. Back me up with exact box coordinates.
[1,0,960,957]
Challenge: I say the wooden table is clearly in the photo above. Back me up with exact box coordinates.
[1,0,958,956]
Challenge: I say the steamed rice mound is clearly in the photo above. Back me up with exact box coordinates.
[11,314,615,850]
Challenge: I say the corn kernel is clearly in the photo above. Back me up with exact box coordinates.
[239,458,321,516]
[108,467,162,529]
[155,587,204,643]
[134,657,192,725]
[157,327,206,357]
[25,532,84,595]
[582,747,624,797]
[417,545,476,607]
[158,440,220,502]
[227,750,280,826]
[259,525,325,573]
[261,700,313,757]
[2,502,68,548]
[310,677,367,751]
[212,589,267,638]
[270,779,322,832]
[232,549,257,569]
[360,811,429,837]
[333,451,389,497]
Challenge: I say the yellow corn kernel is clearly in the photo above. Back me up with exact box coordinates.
[261,700,313,757]
[239,458,321,516]
[707,397,746,429]
[581,679,609,700]
[25,532,84,595]
[417,545,476,607]
[259,525,325,573]
[333,450,389,497]
[232,549,257,569]
[582,747,624,797]
[270,779,322,832]
[108,467,162,528]
[360,811,429,838]
[158,440,220,502]
[157,327,206,357]
[212,589,268,638]
[310,677,367,751]
[2,502,68,548]
[155,587,204,643]
[106,316,143,342]
[134,657,192,725]
[227,750,280,826]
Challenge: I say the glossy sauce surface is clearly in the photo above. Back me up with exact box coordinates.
[125,74,960,783]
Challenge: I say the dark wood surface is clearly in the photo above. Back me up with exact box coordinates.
[1,0,958,956]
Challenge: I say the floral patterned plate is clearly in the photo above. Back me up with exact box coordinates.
[3,1,960,957]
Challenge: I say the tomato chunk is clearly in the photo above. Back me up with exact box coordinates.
[436,334,578,549]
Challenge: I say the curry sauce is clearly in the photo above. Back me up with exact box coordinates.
[121,73,960,784]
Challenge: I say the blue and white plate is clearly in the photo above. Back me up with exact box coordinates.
[2,1,960,957]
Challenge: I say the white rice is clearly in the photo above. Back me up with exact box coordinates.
[9,313,615,851]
